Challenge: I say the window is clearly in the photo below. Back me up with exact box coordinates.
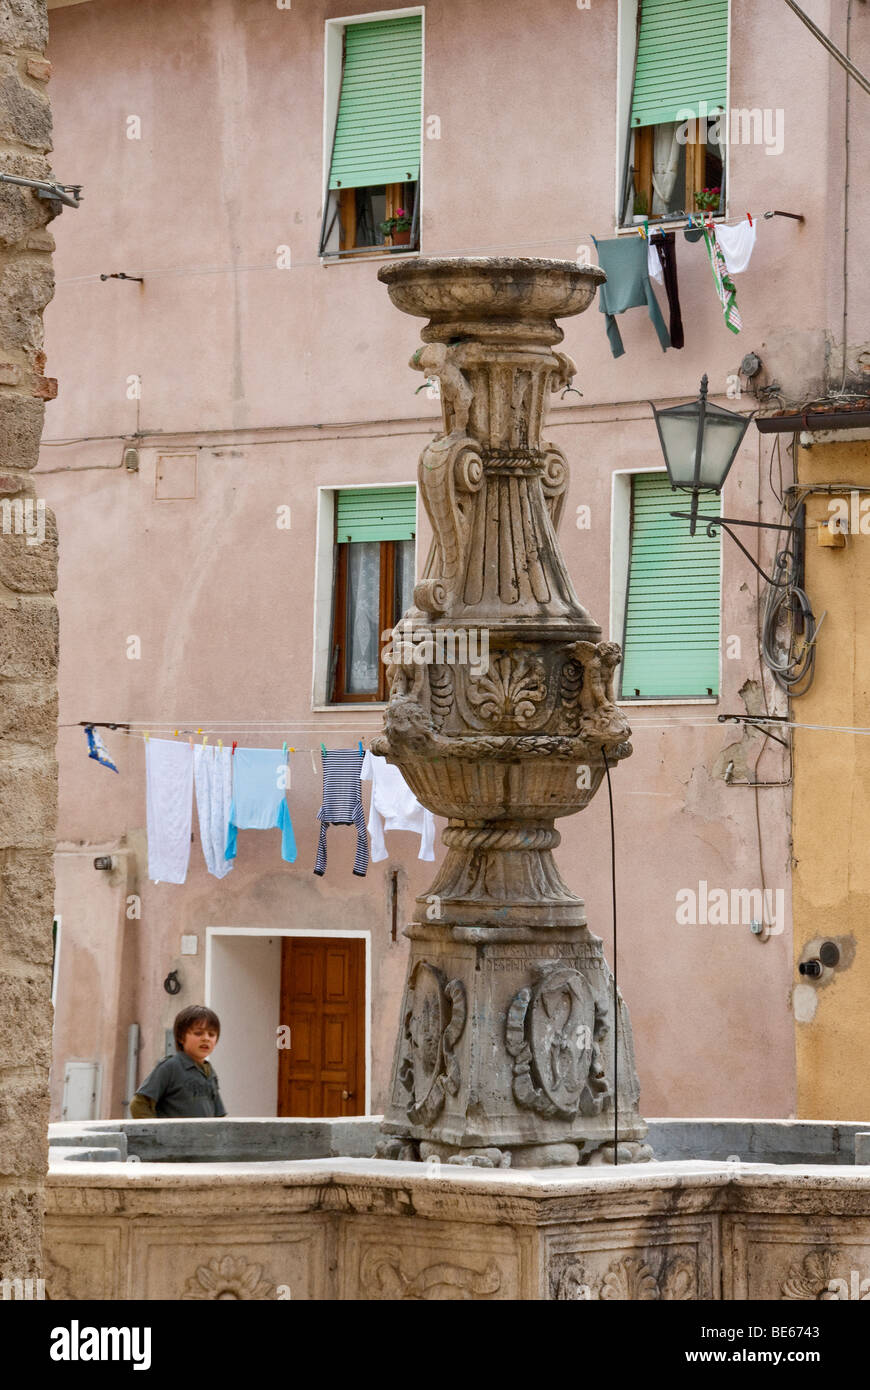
[330,487,416,702]
[320,13,423,258]
[619,0,728,226]
[619,472,720,699]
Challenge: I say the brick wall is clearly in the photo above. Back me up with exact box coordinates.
[0,0,57,1282]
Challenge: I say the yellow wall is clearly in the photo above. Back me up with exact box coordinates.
[793,439,870,1119]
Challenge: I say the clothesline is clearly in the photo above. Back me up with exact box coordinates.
[139,733,435,885]
[54,213,803,287]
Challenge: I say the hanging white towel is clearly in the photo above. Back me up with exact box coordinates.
[361,750,435,863]
[648,239,663,285]
[714,219,757,275]
[146,738,194,884]
[194,744,234,880]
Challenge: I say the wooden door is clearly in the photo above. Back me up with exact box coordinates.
[277,937,365,1117]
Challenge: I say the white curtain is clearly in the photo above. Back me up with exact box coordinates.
[346,542,380,693]
[651,123,680,215]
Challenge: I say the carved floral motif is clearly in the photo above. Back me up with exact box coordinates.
[781,1249,870,1300]
[549,1254,695,1301]
[465,652,548,728]
[181,1254,275,1300]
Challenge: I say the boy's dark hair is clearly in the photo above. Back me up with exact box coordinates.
[173,1005,221,1050]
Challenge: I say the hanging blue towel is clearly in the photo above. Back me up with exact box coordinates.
[225,748,296,863]
[595,235,671,359]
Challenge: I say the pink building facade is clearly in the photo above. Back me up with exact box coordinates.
[39,0,866,1123]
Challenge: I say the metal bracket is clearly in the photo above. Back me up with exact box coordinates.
[0,172,82,210]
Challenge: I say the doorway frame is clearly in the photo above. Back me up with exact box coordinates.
[204,927,372,1116]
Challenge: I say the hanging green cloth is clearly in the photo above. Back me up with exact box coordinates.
[594,236,671,360]
[702,228,742,334]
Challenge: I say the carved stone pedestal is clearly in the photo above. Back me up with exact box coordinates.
[380,925,649,1167]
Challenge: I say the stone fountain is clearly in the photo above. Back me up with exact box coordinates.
[41,260,870,1301]
[372,257,651,1168]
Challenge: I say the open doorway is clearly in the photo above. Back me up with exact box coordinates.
[206,928,370,1117]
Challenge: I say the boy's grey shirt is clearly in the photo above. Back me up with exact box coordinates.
[136,1051,227,1117]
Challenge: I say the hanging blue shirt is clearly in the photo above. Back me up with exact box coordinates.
[225,748,297,863]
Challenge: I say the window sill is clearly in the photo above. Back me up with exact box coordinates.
[320,249,420,267]
[618,697,719,706]
[615,214,726,237]
[310,704,389,713]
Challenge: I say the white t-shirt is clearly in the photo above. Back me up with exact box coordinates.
[360,751,436,862]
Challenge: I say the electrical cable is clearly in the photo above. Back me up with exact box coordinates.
[602,748,618,1167]
[758,488,818,695]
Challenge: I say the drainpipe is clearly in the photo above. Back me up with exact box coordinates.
[124,1023,140,1117]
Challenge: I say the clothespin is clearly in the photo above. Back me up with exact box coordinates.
[288,746,295,754]
[746,211,753,227]
[321,742,327,756]
[196,728,203,735]
[144,730,150,742]
[188,735,194,749]
[358,739,364,756]
[282,741,288,758]
[231,741,237,756]
[173,729,179,738]
[202,733,208,748]
[218,739,223,751]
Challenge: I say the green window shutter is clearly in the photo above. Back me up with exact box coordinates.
[620,473,720,699]
[328,15,423,191]
[631,0,729,128]
[336,486,417,543]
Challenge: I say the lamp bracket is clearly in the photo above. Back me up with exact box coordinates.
[669,511,795,587]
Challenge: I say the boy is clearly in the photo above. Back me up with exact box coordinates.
[130,1005,227,1118]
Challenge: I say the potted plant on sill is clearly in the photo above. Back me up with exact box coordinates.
[378,207,413,247]
[694,187,721,215]
[631,191,649,225]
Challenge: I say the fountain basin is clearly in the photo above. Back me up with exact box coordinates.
[44,1122,870,1301]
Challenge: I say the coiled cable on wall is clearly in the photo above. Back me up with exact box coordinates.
[760,495,817,696]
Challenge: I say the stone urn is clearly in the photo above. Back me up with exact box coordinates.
[373,258,650,1168]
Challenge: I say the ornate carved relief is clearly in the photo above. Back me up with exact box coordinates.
[428,664,454,729]
[781,1249,870,1300]
[506,963,610,1119]
[181,1254,275,1300]
[465,652,548,729]
[360,1246,501,1301]
[398,961,467,1126]
[411,343,473,434]
[549,1253,695,1301]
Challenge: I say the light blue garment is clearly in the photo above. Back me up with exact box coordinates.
[225,748,297,863]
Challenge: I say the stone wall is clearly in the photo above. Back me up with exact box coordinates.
[0,0,57,1283]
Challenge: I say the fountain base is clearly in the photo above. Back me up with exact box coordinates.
[378,923,648,1166]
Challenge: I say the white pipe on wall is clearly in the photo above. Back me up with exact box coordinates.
[124,1023,140,1117]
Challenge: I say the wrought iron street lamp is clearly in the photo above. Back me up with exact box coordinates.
[651,375,753,536]
[651,375,799,587]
